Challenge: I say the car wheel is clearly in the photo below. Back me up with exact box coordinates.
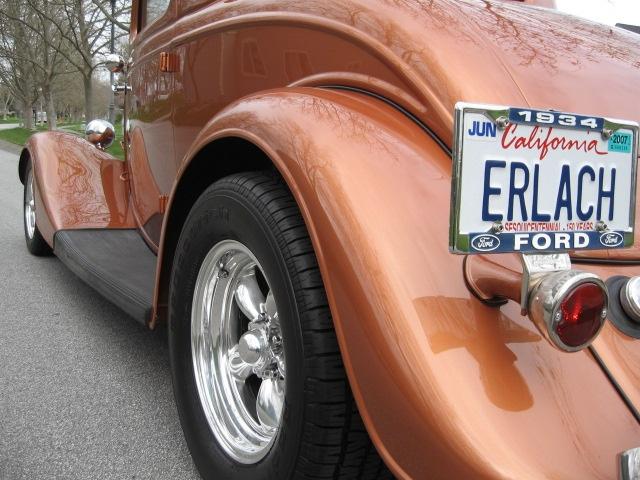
[169,171,393,480]
[23,160,52,256]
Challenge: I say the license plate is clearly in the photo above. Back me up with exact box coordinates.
[449,103,639,254]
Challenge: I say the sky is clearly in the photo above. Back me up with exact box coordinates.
[555,0,640,26]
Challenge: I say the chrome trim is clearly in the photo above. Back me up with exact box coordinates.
[449,102,510,254]
[24,169,36,239]
[620,276,640,324]
[85,119,115,150]
[520,253,571,313]
[528,270,608,352]
[449,102,639,254]
[191,240,285,464]
[620,447,640,480]
[104,53,125,73]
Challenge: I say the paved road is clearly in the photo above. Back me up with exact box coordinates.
[0,147,200,479]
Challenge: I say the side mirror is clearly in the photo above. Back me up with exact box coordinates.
[86,119,116,150]
[104,53,125,73]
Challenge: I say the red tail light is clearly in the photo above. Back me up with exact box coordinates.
[529,271,608,352]
[557,283,607,348]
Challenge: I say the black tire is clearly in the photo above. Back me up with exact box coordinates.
[169,171,393,480]
[23,159,52,256]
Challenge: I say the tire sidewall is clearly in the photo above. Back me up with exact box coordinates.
[23,159,51,256]
[169,184,304,480]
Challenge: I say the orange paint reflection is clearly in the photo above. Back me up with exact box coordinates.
[29,132,134,236]
[416,296,539,411]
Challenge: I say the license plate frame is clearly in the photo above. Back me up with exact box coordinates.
[449,103,639,254]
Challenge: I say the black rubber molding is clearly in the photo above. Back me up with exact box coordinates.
[54,229,156,325]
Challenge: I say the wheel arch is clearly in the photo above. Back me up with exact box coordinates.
[153,86,445,329]
[154,136,274,323]
[18,147,30,185]
[153,86,458,479]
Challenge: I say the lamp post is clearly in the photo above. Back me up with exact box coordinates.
[107,0,116,123]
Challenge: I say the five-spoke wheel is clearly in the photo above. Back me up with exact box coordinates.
[169,171,392,480]
[191,240,286,463]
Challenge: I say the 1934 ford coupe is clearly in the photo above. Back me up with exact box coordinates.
[18,0,640,478]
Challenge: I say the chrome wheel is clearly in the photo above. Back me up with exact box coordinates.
[24,169,36,240]
[191,239,285,464]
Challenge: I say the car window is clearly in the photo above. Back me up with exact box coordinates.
[146,0,170,26]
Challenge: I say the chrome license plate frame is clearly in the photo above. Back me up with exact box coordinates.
[449,102,639,254]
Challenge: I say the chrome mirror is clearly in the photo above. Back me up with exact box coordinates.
[104,53,125,73]
[85,119,115,150]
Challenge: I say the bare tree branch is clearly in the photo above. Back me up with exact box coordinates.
[0,0,131,122]
[90,0,129,32]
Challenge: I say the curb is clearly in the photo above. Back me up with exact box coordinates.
[0,139,23,155]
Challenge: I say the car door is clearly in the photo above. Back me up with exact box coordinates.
[127,0,177,249]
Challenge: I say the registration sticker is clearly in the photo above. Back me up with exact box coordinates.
[609,131,633,154]
[449,103,639,254]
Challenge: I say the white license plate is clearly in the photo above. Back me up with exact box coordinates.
[449,103,639,254]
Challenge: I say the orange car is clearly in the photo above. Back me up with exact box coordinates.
[19,0,640,479]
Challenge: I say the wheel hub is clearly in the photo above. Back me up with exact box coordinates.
[239,317,284,378]
[238,329,267,366]
[191,240,286,464]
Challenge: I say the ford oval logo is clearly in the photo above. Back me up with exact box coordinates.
[600,231,624,248]
[471,234,500,252]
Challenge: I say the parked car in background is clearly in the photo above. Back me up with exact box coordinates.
[19,0,640,478]
[34,111,47,124]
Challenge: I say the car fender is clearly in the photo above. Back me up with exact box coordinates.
[158,88,639,479]
[20,132,135,246]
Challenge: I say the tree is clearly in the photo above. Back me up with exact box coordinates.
[0,0,76,129]
[0,2,40,129]
[0,0,130,126]
[32,0,69,129]
[53,71,84,122]
[0,85,13,120]
[25,0,130,121]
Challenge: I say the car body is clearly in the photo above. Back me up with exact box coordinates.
[19,0,640,478]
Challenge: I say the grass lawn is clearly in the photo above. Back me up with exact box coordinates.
[0,117,20,124]
[0,126,46,145]
[58,122,86,135]
[0,124,125,160]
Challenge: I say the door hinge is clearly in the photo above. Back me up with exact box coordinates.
[159,194,169,214]
[159,52,179,73]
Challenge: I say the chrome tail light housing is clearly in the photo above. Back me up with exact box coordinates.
[620,276,640,323]
[528,270,608,352]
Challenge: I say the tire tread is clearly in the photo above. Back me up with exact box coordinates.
[23,160,53,257]
[213,171,392,480]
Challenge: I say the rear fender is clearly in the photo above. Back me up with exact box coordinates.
[157,88,640,479]
[22,132,135,245]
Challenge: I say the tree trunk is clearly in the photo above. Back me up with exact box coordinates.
[43,89,57,130]
[83,73,93,122]
[22,103,33,130]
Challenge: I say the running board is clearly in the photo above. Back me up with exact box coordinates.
[54,229,156,325]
